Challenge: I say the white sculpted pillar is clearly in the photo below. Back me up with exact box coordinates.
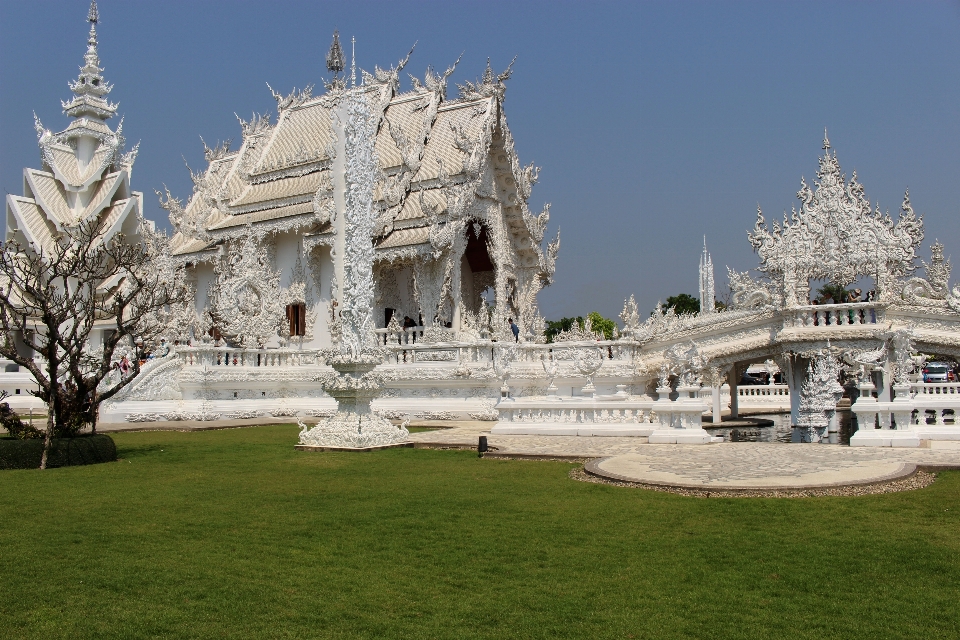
[298,90,409,449]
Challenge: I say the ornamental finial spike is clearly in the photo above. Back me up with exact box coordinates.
[822,128,830,150]
[326,30,345,77]
[63,0,116,119]
[351,35,356,87]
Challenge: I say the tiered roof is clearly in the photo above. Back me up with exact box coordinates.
[165,49,557,284]
[5,1,141,255]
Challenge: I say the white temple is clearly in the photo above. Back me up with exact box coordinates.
[157,34,558,352]
[5,5,960,448]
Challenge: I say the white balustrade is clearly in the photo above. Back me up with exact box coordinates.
[177,346,317,368]
[491,396,661,436]
[787,302,883,329]
[377,337,638,368]
[910,382,960,397]
[852,380,960,446]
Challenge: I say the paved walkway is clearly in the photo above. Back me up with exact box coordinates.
[407,422,960,490]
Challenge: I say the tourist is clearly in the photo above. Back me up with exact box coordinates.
[119,355,130,376]
[849,289,862,322]
[152,338,169,359]
[508,318,519,342]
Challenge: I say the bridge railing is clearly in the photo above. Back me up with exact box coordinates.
[910,382,960,397]
[376,338,639,367]
[177,346,319,368]
[785,302,884,329]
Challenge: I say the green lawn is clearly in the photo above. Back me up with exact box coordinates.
[1,425,959,640]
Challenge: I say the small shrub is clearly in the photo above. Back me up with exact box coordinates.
[0,434,117,470]
[0,403,41,439]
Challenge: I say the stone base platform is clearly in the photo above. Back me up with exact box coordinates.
[648,428,720,444]
[295,442,413,453]
[850,430,922,448]
[851,427,960,448]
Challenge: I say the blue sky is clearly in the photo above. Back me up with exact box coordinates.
[3,1,960,321]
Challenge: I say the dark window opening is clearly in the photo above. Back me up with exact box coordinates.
[384,307,396,328]
[286,303,307,337]
[465,223,495,272]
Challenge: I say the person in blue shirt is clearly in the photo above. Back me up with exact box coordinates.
[508,318,519,342]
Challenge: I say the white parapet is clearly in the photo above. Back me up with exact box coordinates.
[850,382,960,447]
[648,385,716,444]
[491,395,658,436]
[492,384,718,443]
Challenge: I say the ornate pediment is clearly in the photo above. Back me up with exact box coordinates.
[748,134,924,305]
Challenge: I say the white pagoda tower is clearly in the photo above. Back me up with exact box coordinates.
[4,1,144,350]
[699,237,715,314]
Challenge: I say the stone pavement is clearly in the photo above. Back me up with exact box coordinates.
[407,422,960,490]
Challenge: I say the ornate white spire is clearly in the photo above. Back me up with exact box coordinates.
[699,236,715,314]
[62,0,117,120]
[350,36,356,88]
[338,90,378,356]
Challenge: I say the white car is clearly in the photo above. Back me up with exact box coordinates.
[922,362,955,383]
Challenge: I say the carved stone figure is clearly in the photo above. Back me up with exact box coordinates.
[796,352,844,442]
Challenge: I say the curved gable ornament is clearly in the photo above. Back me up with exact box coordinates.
[748,135,924,306]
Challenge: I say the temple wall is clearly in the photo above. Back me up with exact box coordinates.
[193,262,216,320]
[307,245,333,348]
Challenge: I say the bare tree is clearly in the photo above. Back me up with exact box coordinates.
[0,217,183,468]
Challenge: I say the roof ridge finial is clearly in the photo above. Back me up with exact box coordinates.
[822,128,830,151]
[63,0,116,120]
[351,36,356,88]
[326,30,345,78]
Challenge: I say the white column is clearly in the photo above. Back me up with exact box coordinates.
[711,385,722,423]
[728,367,739,419]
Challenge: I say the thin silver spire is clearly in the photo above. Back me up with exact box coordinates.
[350,36,356,87]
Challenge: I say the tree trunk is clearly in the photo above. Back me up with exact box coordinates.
[90,392,98,435]
[40,410,54,470]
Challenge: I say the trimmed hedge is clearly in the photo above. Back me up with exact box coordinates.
[0,434,117,470]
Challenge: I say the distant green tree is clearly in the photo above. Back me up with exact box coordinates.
[544,316,583,343]
[816,284,849,304]
[664,293,700,315]
[544,313,617,342]
[587,311,616,340]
